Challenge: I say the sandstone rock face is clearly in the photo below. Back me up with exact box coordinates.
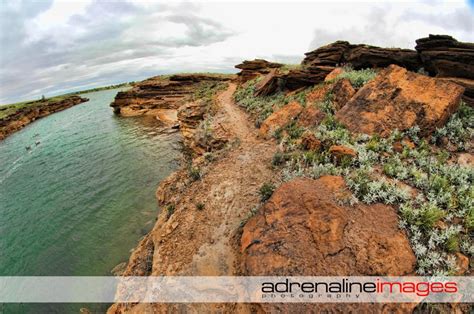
[110,74,231,116]
[296,105,326,128]
[0,95,88,140]
[177,101,227,155]
[300,131,321,151]
[345,45,421,71]
[241,176,416,312]
[332,78,355,110]
[329,145,357,163]
[234,59,282,83]
[324,67,345,81]
[439,77,474,107]
[415,34,474,80]
[259,102,303,139]
[279,67,334,90]
[302,40,421,75]
[336,65,465,136]
[253,68,279,97]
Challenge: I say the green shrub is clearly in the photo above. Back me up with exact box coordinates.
[188,166,201,181]
[166,204,175,220]
[336,67,377,88]
[259,182,276,202]
[196,202,205,211]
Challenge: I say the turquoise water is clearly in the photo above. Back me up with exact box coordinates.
[0,89,181,312]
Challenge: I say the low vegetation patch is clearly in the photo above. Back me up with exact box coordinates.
[259,182,276,202]
[333,66,378,88]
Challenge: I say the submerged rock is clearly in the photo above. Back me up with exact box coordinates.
[335,65,464,136]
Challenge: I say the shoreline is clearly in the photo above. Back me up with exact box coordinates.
[0,95,89,140]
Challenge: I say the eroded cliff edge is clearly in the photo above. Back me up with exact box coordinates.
[0,95,89,140]
[109,34,473,313]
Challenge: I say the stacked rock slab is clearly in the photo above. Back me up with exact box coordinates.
[416,34,474,106]
[110,74,231,115]
[234,59,282,83]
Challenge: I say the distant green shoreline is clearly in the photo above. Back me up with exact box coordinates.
[0,82,134,110]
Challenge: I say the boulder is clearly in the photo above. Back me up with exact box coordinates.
[305,83,332,104]
[345,45,421,71]
[335,65,465,137]
[300,131,321,151]
[235,59,282,83]
[324,67,345,81]
[439,77,474,107]
[259,102,303,139]
[241,176,416,312]
[415,34,474,80]
[303,40,420,72]
[302,41,351,67]
[253,69,279,97]
[280,67,333,90]
[332,78,356,110]
[296,105,326,128]
[329,145,357,163]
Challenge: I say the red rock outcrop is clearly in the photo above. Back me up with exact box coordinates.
[415,34,474,79]
[110,74,232,116]
[234,59,282,83]
[296,105,326,128]
[329,144,357,163]
[300,130,321,151]
[177,101,228,155]
[332,78,355,110]
[416,35,474,106]
[259,101,303,139]
[0,95,88,140]
[253,68,280,96]
[241,176,416,312]
[335,65,465,136]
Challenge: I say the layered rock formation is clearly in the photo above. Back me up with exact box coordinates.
[0,95,88,140]
[416,34,474,106]
[110,74,232,119]
[234,59,282,83]
[335,65,464,136]
[235,35,473,105]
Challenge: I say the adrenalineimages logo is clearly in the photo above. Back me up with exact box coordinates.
[261,278,458,301]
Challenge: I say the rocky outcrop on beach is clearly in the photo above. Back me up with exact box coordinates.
[110,74,232,121]
[336,65,464,136]
[0,95,88,140]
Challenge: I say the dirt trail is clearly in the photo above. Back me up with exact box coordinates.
[117,83,276,313]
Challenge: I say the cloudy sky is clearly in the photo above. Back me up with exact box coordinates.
[1,0,473,104]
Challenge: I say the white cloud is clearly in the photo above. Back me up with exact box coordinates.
[1,0,473,104]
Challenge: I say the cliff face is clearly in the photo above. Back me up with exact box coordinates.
[0,95,88,140]
[110,74,233,123]
[109,34,472,313]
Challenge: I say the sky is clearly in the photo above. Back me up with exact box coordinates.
[1,0,473,104]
